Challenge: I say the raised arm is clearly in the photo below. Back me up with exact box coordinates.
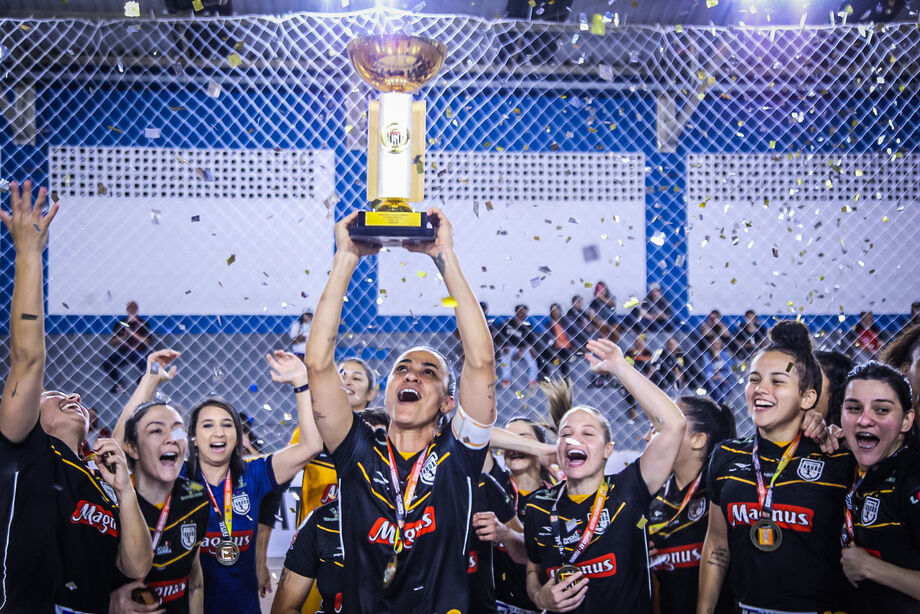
[585,338,685,494]
[267,350,323,483]
[111,349,180,445]
[304,212,379,453]
[407,207,496,425]
[0,181,58,443]
[489,427,557,467]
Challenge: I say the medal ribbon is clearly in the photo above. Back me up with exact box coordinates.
[202,469,233,540]
[385,439,433,554]
[752,433,801,520]
[841,468,867,546]
[648,472,702,535]
[550,479,609,565]
[150,492,173,551]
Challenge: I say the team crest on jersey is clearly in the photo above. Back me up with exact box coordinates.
[420,452,439,486]
[688,497,707,521]
[232,493,251,515]
[100,481,119,505]
[861,496,881,525]
[596,509,611,534]
[797,458,825,482]
[180,523,198,550]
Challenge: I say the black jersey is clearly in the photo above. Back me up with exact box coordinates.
[524,461,653,614]
[707,436,855,612]
[468,473,516,614]
[133,478,210,612]
[648,473,732,614]
[284,501,344,614]
[488,464,540,613]
[0,423,122,614]
[330,417,488,614]
[848,447,920,614]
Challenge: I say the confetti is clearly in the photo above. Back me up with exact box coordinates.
[623,296,640,309]
[650,232,665,247]
[192,0,204,9]
[538,266,551,274]
[249,384,258,393]
[590,14,606,35]
[417,271,427,278]
[582,244,600,262]
[65,582,77,591]
[485,200,493,211]
[262,404,272,412]
[206,80,222,98]
[441,296,458,308]
[226,254,236,265]
[515,390,524,399]
[195,167,214,182]
[124,1,140,17]
[150,209,162,224]
[568,217,579,224]
[227,53,242,68]
[785,362,794,372]
[0,179,10,192]
[107,125,123,134]
[598,64,613,82]
[191,215,200,222]
[97,182,107,196]
[144,127,160,139]
[530,277,542,288]
[283,412,293,422]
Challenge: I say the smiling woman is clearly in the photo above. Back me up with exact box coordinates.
[522,337,686,614]
[839,361,920,613]
[304,207,497,614]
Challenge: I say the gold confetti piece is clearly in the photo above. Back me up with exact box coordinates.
[441,296,457,308]
[107,125,123,133]
[636,517,648,529]
[706,0,718,6]
[675,24,683,33]
[417,271,427,278]
[590,14,606,35]
[226,254,236,265]
[515,390,524,399]
[881,216,889,222]
[485,200,493,211]
[227,53,242,68]
[169,106,186,112]
[192,0,203,8]
[124,1,140,17]
[18,24,31,31]
[623,296,640,309]
[234,41,245,51]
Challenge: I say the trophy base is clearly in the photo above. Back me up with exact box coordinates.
[349,211,436,246]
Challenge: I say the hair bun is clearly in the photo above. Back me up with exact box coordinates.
[769,320,813,354]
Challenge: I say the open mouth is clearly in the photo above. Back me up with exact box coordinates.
[753,399,775,410]
[159,452,179,466]
[565,448,588,467]
[209,442,227,453]
[62,402,86,418]
[855,432,880,449]
[506,451,526,461]
[397,388,420,403]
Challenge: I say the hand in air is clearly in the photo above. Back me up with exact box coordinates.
[404,207,454,259]
[145,349,180,383]
[585,338,627,377]
[0,180,59,255]
[335,210,381,259]
[266,350,308,387]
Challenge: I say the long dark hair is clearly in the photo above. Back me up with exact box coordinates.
[845,361,918,448]
[815,351,855,427]
[757,321,823,409]
[187,398,245,485]
[123,401,182,471]
[677,396,737,460]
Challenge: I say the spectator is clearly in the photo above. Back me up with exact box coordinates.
[851,310,882,361]
[702,336,734,403]
[497,303,539,387]
[289,309,313,358]
[904,300,920,330]
[699,309,731,347]
[540,302,574,379]
[590,280,617,335]
[563,294,595,352]
[625,333,655,377]
[638,283,673,332]
[103,300,151,393]
[733,309,766,357]
[653,336,689,395]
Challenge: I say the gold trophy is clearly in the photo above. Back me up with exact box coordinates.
[346,34,446,245]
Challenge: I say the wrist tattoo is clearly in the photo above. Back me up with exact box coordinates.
[432,252,446,275]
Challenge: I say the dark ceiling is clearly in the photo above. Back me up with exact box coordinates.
[0,0,915,25]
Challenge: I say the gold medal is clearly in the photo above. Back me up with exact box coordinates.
[382,554,399,588]
[750,518,782,552]
[216,539,240,566]
[555,564,581,588]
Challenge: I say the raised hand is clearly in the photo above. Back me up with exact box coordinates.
[585,338,627,377]
[266,350,308,387]
[93,438,132,495]
[404,206,454,260]
[0,180,59,255]
[146,349,180,383]
[335,210,381,259]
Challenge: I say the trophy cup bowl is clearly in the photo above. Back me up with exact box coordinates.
[346,34,447,245]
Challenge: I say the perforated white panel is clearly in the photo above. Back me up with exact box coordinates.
[49,146,330,201]
[686,153,920,315]
[425,151,645,203]
[688,153,920,203]
[46,147,336,316]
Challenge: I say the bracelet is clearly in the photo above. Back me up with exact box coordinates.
[292,383,310,394]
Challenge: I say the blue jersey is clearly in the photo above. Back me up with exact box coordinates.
[192,456,278,614]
